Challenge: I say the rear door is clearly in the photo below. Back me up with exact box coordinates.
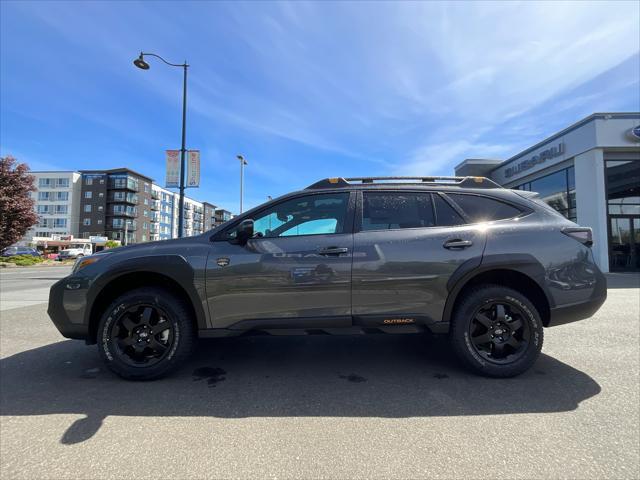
[206,191,355,329]
[351,190,486,327]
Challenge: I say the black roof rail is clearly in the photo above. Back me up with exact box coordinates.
[305,176,501,190]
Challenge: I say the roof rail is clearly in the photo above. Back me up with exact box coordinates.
[305,176,501,190]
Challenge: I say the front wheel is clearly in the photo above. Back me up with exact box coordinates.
[450,285,543,378]
[97,287,196,380]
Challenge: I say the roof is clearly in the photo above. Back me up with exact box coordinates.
[79,168,155,183]
[489,112,640,172]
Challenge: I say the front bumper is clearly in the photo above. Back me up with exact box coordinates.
[547,268,607,327]
[47,275,91,340]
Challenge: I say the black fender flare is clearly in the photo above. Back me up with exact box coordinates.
[85,254,209,330]
[442,253,554,324]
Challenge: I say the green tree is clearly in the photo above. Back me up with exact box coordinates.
[0,156,38,250]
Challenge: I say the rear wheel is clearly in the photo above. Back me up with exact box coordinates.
[450,285,543,377]
[97,287,196,380]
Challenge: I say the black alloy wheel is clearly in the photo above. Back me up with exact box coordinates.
[109,304,174,367]
[97,287,196,380]
[450,284,543,378]
[468,301,530,364]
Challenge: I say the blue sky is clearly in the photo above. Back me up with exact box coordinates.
[1,1,639,213]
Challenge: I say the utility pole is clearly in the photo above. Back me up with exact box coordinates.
[237,155,248,213]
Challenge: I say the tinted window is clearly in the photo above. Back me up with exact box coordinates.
[447,194,522,222]
[362,192,435,230]
[251,193,349,238]
[433,195,464,226]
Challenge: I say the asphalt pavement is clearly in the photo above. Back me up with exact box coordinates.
[0,270,638,479]
[0,265,72,311]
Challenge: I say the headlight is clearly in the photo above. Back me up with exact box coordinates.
[72,255,103,273]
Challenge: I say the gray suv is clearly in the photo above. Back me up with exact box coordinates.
[48,176,606,380]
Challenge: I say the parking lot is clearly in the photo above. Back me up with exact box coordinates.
[0,268,638,479]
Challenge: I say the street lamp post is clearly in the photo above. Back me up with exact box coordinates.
[237,155,248,213]
[133,52,189,238]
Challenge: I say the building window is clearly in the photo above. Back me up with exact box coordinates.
[37,205,51,214]
[100,178,105,184]
[514,166,576,221]
[86,178,93,185]
[83,218,91,226]
[38,192,51,201]
[84,191,92,199]
[99,192,104,198]
[56,178,69,188]
[606,159,640,272]
[55,205,68,214]
[54,218,67,228]
[56,192,69,201]
[84,204,92,213]
[98,205,103,211]
[97,219,103,225]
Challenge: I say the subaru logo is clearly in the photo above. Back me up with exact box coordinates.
[629,125,640,142]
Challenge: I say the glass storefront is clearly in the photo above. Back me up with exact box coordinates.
[514,166,576,221]
[606,160,640,272]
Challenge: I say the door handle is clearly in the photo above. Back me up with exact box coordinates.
[443,239,473,249]
[318,246,349,256]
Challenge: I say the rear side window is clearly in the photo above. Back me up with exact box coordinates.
[433,195,465,226]
[362,192,435,230]
[447,193,522,222]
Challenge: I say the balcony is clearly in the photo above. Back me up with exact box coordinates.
[151,200,160,211]
[151,190,160,200]
[109,206,137,218]
[108,222,137,231]
[110,177,139,192]
[108,193,138,204]
[183,211,192,219]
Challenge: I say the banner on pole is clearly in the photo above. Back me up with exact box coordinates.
[165,150,180,188]
[186,150,200,187]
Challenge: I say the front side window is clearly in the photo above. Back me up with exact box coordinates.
[362,192,435,231]
[447,193,522,223]
[249,193,349,238]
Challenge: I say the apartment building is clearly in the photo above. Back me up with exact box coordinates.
[214,208,233,226]
[24,171,82,241]
[20,167,233,247]
[78,169,155,244]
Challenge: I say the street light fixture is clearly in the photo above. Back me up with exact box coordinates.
[133,51,189,238]
[237,154,248,213]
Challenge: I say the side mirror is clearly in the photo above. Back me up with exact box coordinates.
[234,219,254,245]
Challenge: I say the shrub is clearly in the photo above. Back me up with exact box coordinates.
[0,255,44,266]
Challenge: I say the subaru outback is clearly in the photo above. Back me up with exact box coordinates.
[48,176,606,380]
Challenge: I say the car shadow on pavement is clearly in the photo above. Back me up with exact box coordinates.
[0,334,601,445]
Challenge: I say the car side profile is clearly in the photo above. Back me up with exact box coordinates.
[48,176,607,380]
[2,246,40,257]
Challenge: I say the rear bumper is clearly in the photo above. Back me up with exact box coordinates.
[547,268,607,327]
[47,276,91,340]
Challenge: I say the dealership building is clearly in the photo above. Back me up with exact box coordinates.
[455,112,640,273]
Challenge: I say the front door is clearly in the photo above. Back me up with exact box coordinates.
[206,192,355,329]
[351,190,487,327]
[609,216,640,272]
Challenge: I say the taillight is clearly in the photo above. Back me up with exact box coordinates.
[562,227,593,247]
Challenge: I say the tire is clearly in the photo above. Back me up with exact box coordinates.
[450,284,543,378]
[97,287,196,380]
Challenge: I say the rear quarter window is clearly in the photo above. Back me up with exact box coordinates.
[447,193,522,223]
